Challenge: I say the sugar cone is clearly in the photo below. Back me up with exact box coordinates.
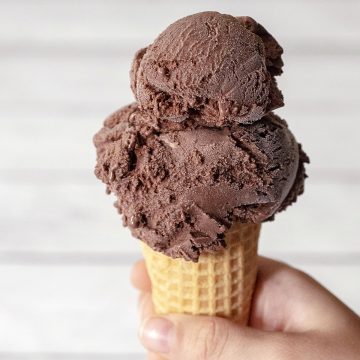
[141,223,260,324]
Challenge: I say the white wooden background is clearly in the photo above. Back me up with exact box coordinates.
[1,0,360,359]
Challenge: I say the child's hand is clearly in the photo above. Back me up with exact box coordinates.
[131,257,360,360]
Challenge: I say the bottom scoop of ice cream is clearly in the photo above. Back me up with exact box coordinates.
[94,104,308,261]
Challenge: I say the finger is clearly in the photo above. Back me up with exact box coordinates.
[250,256,295,331]
[138,291,155,322]
[138,293,166,360]
[257,255,290,275]
[251,256,355,332]
[138,294,163,360]
[139,314,299,360]
[147,352,164,360]
[131,259,152,292]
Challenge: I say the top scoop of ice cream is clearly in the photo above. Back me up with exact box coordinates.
[94,104,308,261]
[131,12,284,126]
[236,16,284,76]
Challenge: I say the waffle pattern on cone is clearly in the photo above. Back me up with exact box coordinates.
[141,223,260,324]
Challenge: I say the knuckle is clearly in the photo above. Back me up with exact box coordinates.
[289,267,307,279]
[194,318,229,360]
[286,265,313,282]
[269,336,298,360]
[280,265,311,285]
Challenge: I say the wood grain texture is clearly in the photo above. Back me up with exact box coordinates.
[0,181,359,254]
[0,264,358,354]
[1,0,360,47]
[0,354,144,360]
[1,0,359,356]
[1,110,359,169]
[1,55,359,170]
[0,265,142,353]
[2,56,360,106]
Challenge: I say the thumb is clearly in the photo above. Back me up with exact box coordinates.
[139,314,298,360]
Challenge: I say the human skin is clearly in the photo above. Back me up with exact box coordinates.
[131,257,360,360]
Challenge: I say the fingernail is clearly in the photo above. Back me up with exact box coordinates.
[139,317,174,353]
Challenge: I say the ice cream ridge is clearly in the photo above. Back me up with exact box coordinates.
[94,12,309,321]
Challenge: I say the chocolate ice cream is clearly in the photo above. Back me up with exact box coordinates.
[131,12,284,125]
[94,104,308,261]
[94,12,308,262]
[237,16,284,76]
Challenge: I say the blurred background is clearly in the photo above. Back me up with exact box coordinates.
[1,0,359,359]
